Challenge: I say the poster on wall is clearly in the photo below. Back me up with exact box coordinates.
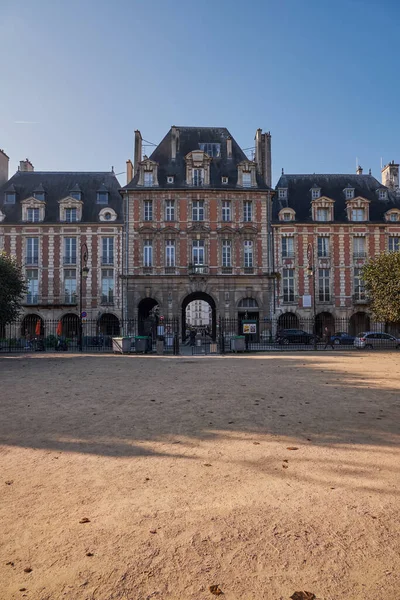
[243,322,257,334]
[303,295,312,308]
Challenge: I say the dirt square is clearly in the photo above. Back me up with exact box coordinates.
[1,352,399,600]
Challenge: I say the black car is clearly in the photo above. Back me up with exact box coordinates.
[277,329,317,345]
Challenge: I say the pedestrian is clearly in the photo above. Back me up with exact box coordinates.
[190,328,196,347]
[323,326,334,350]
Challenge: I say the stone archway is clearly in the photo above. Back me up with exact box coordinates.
[349,312,370,336]
[277,312,299,329]
[61,313,80,339]
[138,298,159,338]
[20,314,43,337]
[182,292,216,341]
[315,311,335,338]
[98,313,120,336]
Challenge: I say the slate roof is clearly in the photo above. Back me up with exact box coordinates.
[273,173,400,222]
[0,171,123,224]
[122,126,270,190]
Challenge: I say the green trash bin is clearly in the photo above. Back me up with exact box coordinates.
[135,336,150,353]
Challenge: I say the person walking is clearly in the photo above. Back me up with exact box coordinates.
[323,326,334,350]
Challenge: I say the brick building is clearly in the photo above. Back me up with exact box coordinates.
[0,150,123,337]
[120,126,275,338]
[272,163,400,335]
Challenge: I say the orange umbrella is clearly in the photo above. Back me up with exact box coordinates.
[35,319,41,337]
[56,320,62,337]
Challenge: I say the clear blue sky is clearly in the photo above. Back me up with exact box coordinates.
[1,0,399,185]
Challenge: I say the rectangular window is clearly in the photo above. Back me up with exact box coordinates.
[352,208,365,221]
[354,268,365,300]
[192,200,204,221]
[222,201,231,222]
[70,192,81,201]
[144,172,153,187]
[97,191,108,204]
[283,212,291,221]
[353,236,366,258]
[279,188,287,199]
[199,143,221,157]
[388,237,400,252]
[33,192,45,201]
[242,172,252,188]
[64,269,77,304]
[243,201,252,222]
[165,200,175,221]
[318,268,330,301]
[26,237,39,265]
[65,207,77,222]
[317,236,329,257]
[244,240,253,267]
[316,207,329,221]
[144,200,153,221]
[165,240,175,267]
[26,269,39,304]
[26,208,40,222]
[312,189,320,200]
[192,240,205,265]
[282,268,295,302]
[143,240,153,267]
[102,237,114,265]
[282,237,294,258]
[346,189,354,199]
[101,269,114,303]
[222,240,232,267]
[5,192,16,204]
[192,168,204,186]
[64,237,77,264]
[379,189,387,200]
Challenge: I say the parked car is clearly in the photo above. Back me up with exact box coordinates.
[277,329,317,345]
[354,332,400,349]
[330,332,355,346]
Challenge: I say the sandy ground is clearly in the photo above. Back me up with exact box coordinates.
[0,352,399,600]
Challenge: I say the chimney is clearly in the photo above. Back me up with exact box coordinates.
[254,128,262,173]
[134,130,142,174]
[356,165,363,175]
[264,131,272,188]
[19,158,34,172]
[0,149,9,185]
[171,126,179,160]
[226,136,232,159]
[381,160,399,189]
[126,159,133,184]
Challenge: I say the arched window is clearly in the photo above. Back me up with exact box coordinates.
[238,298,258,308]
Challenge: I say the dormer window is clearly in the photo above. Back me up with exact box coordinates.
[70,191,81,201]
[283,212,291,221]
[379,189,387,200]
[345,188,354,199]
[390,213,398,222]
[221,176,228,184]
[278,207,296,222]
[351,208,365,222]
[242,172,252,188]
[144,172,154,187]
[199,143,221,157]
[385,209,400,222]
[65,208,78,222]
[27,208,40,223]
[278,188,288,199]
[97,191,109,204]
[33,191,45,201]
[316,208,329,221]
[192,168,204,187]
[311,188,321,200]
[4,192,16,204]
[167,176,174,184]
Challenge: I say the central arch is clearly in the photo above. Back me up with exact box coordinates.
[182,292,216,341]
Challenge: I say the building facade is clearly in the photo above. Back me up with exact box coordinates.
[120,126,275,338]
[185,299,212,327]
[272,163,400,335]
[0,151,123,337]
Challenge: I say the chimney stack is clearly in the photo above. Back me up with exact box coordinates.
[134,130,142,175]
[0,149,9,185]
[171,126,179,160]
[356,165,363,175]
[126,159,133,184]
[381,160,399,189]
[254,129,272,187]
[254,129,262,173]
[226,136,232,159]
[19,158,34,172]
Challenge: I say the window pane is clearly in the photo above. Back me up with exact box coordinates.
[165,240,175,267]
[143,241,153,266]
[165,200,175,221]
[244,240,253,267]
[144,200,153,221]
[318,268,330,301]
[242,173,251,188]
[282,268,295,302]
[222,240,231,267]
[243,201,252,222]
[192,240,205,264]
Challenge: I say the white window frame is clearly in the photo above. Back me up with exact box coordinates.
[282,237,294,258]
[388,237,400,252]
[64,237,77,265]
[243,201,252,222]
[282,268,295,302]
[144,200,153,221]
[317,236,329,257]
[165,240,176,267]
[97,191,109,204]
[379,189,387,200]
[64,269,77,303]
[242,172,252,188]
[101,269,114,303]
[311,189,320,200]
[353,236,366,258]
[244,240,253,267]
[26,207,40,223]
[144,172,154,187]
[222,240,232,267]
[345,188,354,199]
[351,208,365,222]
[26,237,39,265]
[353,268,365,300]
[222,201,231,222]
[279,188,287,199]
[165,200,175,221]
[143,241,153,267]
[318,268,330,302]
[192,240,205,265]
[65,207,78,222]
[102,237,114,265]
[192,200,204,221]
[316,207,329,222]
[192,168,204,186]
[26,268,39,303]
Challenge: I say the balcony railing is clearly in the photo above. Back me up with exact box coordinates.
[189,265,209,275]
[221,267,233,274]
[353,251,367,259]
[143,267,153,274]
[101,255,114,265]
[244,267,254,274]
[164,267,176,275]
[63,256,77,265]
[25,256,39,266]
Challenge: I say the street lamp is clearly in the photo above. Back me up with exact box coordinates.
[78,242,89,351]
[307,242,317,350]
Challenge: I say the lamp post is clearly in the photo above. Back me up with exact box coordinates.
[306,243,317,350]
[78,242,89,352]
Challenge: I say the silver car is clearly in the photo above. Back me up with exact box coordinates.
[354,331,400,349]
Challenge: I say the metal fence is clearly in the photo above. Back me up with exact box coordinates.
[1,314,400,355]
